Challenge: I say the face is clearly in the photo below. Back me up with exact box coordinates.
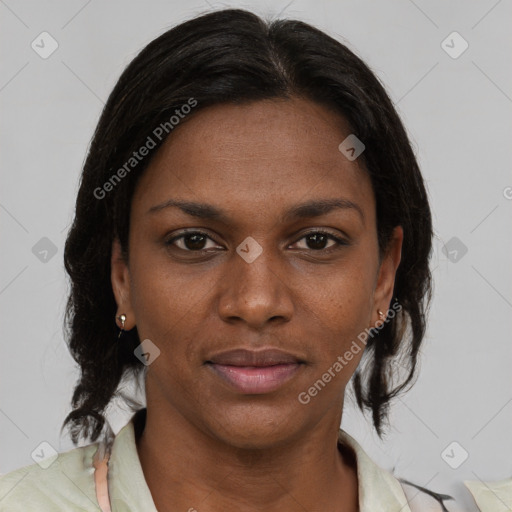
[111,97,402,449]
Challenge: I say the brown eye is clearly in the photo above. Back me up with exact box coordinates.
[166,231,220,251]
[292,230,348,252]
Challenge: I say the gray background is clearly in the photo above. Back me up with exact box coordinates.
[1,1,511,511]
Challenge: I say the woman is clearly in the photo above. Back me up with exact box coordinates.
[0,8,506,512]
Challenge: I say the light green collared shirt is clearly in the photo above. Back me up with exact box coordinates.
[0,413,509,511]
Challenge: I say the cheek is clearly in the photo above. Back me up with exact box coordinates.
[128,255,215,370]
[304,256,376,339]
[302,281,371,391]
[129,245,197,325]
[128,264,180,353]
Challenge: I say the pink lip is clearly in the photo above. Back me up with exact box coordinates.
[208,363,302,394]
[207,348,304,366]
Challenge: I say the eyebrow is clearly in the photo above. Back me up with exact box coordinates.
[147,197,365,224]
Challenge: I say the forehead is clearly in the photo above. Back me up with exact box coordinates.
[132,97,375,224]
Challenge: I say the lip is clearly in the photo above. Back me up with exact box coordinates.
[207,363,302,394]
[207,348,304,366]
[205,348,305,394]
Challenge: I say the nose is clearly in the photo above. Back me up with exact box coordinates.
[217,243,294,330]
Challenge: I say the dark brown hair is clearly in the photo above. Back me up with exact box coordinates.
[61,8,433,446]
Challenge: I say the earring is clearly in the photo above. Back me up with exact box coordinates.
[117,314,126,340]
[377,309,385,320]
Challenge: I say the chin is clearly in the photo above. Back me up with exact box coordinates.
[205,404,302,450]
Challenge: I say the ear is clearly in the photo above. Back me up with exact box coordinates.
[372,225,403,323]
[111,238,136,330]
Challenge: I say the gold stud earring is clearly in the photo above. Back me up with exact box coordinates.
[117,314,126,340]
[377,309,385,320]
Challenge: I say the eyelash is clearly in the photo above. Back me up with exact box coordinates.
[165,230,348,254]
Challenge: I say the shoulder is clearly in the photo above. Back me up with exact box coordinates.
[338,429,510,512]
[400,479,454,512]
[464,477,512,512]
[0,442,101,512]
[400,477,512,512]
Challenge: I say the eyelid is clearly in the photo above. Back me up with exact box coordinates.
[290,229,349,252]
[165,228,349,253]
[165,229,223,250]
[295,228,348,242]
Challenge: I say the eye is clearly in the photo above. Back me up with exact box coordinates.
[165,231,222,252]
[165,229,348,254]
[291,230,348,252]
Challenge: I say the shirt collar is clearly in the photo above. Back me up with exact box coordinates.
[107,411,413,511]
[107,412,158,511]
[338,429,412,511]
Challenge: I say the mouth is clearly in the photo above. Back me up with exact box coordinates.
[205,348,305,394]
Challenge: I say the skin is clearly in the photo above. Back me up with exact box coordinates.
[111,96,403,512]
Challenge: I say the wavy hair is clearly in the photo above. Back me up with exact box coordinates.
[61,8,433,447]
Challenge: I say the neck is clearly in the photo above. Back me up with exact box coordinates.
[135,405,358,512]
